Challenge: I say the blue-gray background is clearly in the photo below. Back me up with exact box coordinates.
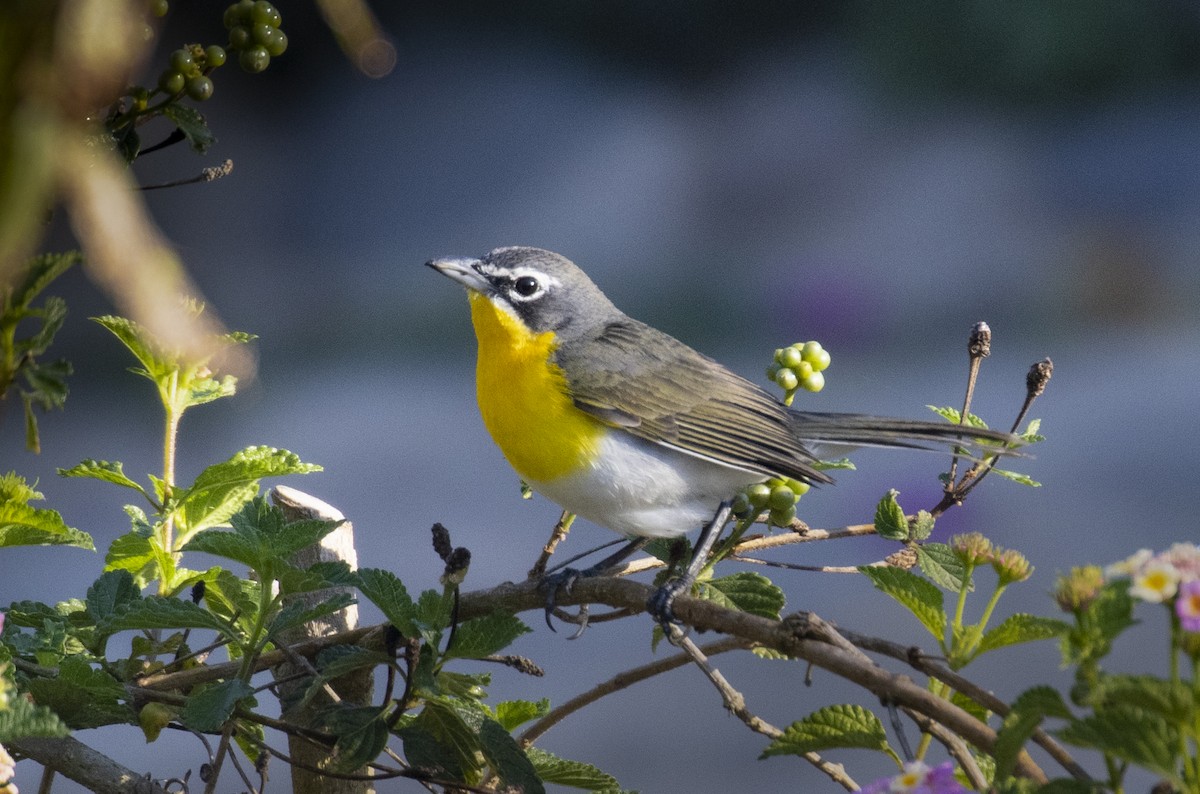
[5,2,1200,791]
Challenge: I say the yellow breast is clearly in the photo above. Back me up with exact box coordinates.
[469,292,605,482]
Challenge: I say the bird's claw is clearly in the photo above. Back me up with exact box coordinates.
[647,578,689,635]
[538,567,586,634]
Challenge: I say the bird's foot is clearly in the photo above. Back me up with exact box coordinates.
[646,577,690,637]
[538,567,591,637]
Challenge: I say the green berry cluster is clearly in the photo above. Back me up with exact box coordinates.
[732,477,811,527]
[157,44,227,101]
[224,0,288,74]
[766,340,831,405]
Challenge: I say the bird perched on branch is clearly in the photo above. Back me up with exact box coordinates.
[428,247,1019,629]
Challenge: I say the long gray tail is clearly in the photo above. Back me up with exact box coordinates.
[788,411,1021,453]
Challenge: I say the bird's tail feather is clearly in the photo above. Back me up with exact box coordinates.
[788,411,1022,454]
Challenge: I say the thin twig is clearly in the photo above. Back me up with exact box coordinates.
[946,321,991,488]
[141,159,234,191]
[528,509,576,579]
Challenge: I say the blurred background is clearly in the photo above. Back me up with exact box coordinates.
[5,1,1200,790]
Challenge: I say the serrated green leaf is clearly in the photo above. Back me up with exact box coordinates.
[950,689,990,723]
[182,374,236,407]
[85,570,141,623]
[813,457,856,471]
[445,612,531,661]
[202,570,262,634]
[994,686,1071,782]
[991,469,1042,487]
[313,646,390,684]
[353,568,419,637]
[180,679,255,732]
[26,657,133,729]
[479,718,544,794]
[183,497,339,578]
[0,473,42,505]
[410,699,484,784]
[102,596,236,639]
[92,315,172,382]
[526,746,623,791]
[161,103,215,153]
[10,252,81,309]
[234,719,265,767]
[400,721,468,782]
[0,499,94,550]
[977,614,1069,656]
[3,599,86,628]
[761,704,889,757]
[0,690,70,740]
[873,489,908,540]
[916,543,972,592]
[699,571,786,619]
[1057,705,1179,779]
[269,592,356,637]
[495,699,550,732]
[319,704,390,774]
[104,527,173,590]
[860,565,946,643]
[1091,674,1194,723]
[909,510,935,541]
[414,588,453,640]
[926,405,990,429]
[57,459,146,494]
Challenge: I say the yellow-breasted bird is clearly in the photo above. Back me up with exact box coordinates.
[428,246,1019,628]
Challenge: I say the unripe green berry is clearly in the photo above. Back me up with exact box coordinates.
[769,504,797,527]
[801,371,825,392]
[793,359,813,380]
[767,484,797,511]
[169,48,195,73]
[264,29,288,57]
[785,478,811,496]
[251,22,274,46]
[251,0,282,27]
[803,341,831,371]
[779,346,804,369]
[746,483,771,510]
[158,69,185,94]
[731,492,752,519]
[150,0,169,18]
[186,75,214,100]
[229,25,251,50]
[239,45,270,73]
[223,5,240,29]
[775,367,798,392]
[205,45,227,67]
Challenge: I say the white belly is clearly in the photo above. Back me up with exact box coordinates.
[525,430,762,538]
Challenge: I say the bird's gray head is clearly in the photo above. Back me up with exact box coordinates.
[426,247,619,338]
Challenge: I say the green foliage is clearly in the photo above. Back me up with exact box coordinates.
[916,542,972,592]
[180,679,256,732]
[1,252,79,452]
[761,704,890,758]
[444,612,531,661]
[698,571,786,620]
[25,657,133,729]
[0,476,94,550]
[873,488,909,541]
[860,564,947,644]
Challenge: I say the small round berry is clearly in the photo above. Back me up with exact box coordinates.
[264,29,287,57]
[185,75,214,100]
[150,0,169,18]
[205,45,227,67]
[768,484,797,511]
[779,346,803,369]
[802,341,831,371]
[785,478,811,497]
[228,25,251,50]
[746,483,772,510]
[731,492,752,519]
[238,45,270,73]
[775,367,798,392]
[801,371,825,393]
[793,359,814,380]
[157,69,185,94]
[251,0,281,27]
[769,504,797,527]
[251,22,274,46]
[169,48,195,73]
[223,4,240,29]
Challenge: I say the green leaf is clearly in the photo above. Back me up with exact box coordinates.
[57,459,146,494]
[202,570,262,634]
[85,570,141,623]
[495,699,550,732]
[859,565,946,643]
[444,612,530,661]
[813,457,856,471]
[926,405,990,429]
[994,687,1071,782]
[269,592,356,637]
[909,510,935,541]
[183,497,339,578]
[414,588,453,640]
[102,596,236,639]
[178,447,320,539]
[309,646,390,696]
[1090,674,1195,723]
[104,527,173,590]
[0,473,42,505]
[977,614,1069,656]
[180,679,256,732]
[873,489,908,541]
[479,718,545,794]
[951,689,990,723]
[323,705,389,774]
[1057,705,1179,779]
[526,746,623,791]
[10,252,81,309]
[0,499,94,550]
[92,315,172,382]
[991,469,1042,487]
[761,704,889,757]
[0,691,70,741]
[916,542,972,592]
[26,657,133,729]
[409,699,484,784]
[698,571,786,619]
[353,568,419,637]
[160,103,215,153]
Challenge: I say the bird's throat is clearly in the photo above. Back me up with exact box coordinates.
[468,293,604,483]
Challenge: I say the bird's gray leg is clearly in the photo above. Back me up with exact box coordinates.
[539,536,651,632]
[646,500,733,630]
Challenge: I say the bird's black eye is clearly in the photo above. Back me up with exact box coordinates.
[513,275,540,297]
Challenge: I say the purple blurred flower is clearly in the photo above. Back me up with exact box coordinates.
[1177,579,1200,633]
[860,761,965,793]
